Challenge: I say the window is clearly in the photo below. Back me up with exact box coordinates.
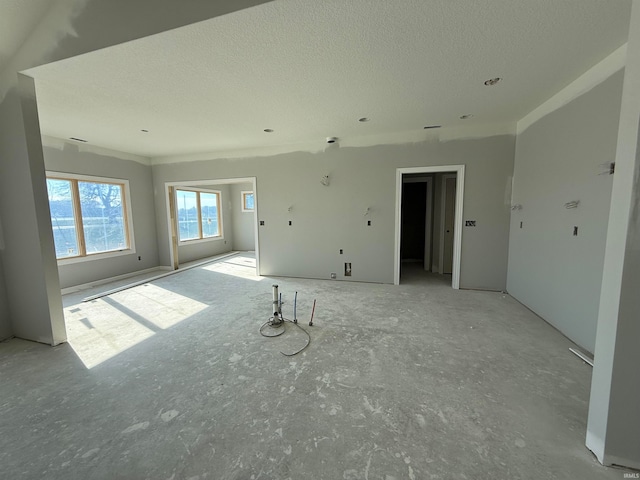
[176,189,221,242]
[46,174,132,260]
[241,191,255,212]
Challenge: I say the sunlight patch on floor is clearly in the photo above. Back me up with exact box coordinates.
[65,285,208,369]
[202,255,262,281]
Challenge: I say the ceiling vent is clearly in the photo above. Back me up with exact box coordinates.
[484,77,502,86]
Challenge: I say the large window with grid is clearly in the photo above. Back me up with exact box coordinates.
[176,188,222,242]
[46,173,133,260]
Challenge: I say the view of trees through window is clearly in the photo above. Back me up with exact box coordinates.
[47,177,129,259]
[176,189,220,241]
[242,191,255,211]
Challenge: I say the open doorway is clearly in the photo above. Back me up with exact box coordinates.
[400,175,433,270]
[394,166,464,287]
[165,177,260,275]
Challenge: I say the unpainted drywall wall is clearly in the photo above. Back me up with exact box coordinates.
[176,184,233,264]
[153,135,515,289]
[507,70,624,353]
[43,142,159,289]
[230,183,256,251]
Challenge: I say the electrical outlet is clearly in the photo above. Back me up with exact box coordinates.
[465,220,476,227]
[288,220,292,226]
[340,249,343,254]
[138,256,141,261]
[330,273,337,279]
[520,221,523,229]
[367,220,371,226]
[260,220,265,226]
[573,226,578,236]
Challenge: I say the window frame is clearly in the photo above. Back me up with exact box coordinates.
[241,190,255,212]
[175,187,223,244]
[46,171,136,264]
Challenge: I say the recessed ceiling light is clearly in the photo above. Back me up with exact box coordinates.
[69,137,88,143]
[460,114,474,120]
[484,77,502,86]
[264,129,274,133]
[358,117,370,122]
[423,125,441,129]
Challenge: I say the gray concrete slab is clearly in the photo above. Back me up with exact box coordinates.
[0,255,630,479]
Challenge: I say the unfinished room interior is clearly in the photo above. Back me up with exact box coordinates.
[1,0,640,478]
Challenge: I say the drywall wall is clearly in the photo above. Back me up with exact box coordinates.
[176,184,233,264]
[0,80,65,345]
[507,70,624,353]
[42,140,159,289]
[230,183,256,251]
[587,1,640,469]
[0,212,9,340]
[0,253,10,341]
[0,0,270,344]
[152,135,515,289]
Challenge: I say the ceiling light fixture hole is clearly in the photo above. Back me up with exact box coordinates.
[264,128,274,133]
[358,117,370,122]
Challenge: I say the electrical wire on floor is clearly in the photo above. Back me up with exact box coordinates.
[260,285,314,356]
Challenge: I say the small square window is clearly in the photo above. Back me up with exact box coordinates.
[241,191,255,212]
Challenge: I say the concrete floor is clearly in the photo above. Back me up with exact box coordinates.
[0,254,630,479]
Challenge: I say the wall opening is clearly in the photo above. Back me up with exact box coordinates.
[165,177,260,275]
[394,166,464,287]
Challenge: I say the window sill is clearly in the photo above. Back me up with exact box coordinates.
[178,236,225,246]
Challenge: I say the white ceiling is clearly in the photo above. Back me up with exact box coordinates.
[0,0,52,70]
[24,0,632,159]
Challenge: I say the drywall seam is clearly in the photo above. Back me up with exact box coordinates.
[517,44,627,134]
[42,135,151,165]
[150,124,515,165]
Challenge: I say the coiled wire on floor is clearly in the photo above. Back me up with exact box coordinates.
[259,316,311,356]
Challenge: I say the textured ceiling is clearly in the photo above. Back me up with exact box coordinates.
[0,0,52,71]
[27,0,632,159]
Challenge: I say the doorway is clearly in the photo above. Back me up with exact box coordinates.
[394,166,465,287]
[400,175,433,270]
